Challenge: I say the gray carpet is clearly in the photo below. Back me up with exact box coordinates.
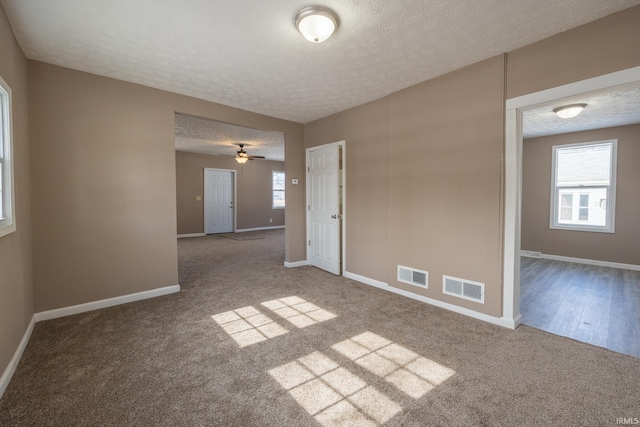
[1,229,638,426]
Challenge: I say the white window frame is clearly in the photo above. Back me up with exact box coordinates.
[272,170,285,209]
[0,75,15,238]
[550,139,617,233]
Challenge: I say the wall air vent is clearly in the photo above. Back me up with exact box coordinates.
[443,275,484,304]
[397,265,428,288]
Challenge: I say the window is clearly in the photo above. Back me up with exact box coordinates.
[0,75,15,238]
[272,171,285,209]
[550,140,617,233]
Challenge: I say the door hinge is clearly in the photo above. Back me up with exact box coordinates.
[308,166,310,173]
[308,240,311,246]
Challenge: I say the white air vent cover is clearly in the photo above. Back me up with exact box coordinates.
[397,265,428,288]
[443,275,484,304]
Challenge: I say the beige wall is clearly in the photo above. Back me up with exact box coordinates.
[303,6,640,319]
[175,151,285,234]
[305,56,506,317]
[506,6,640,99]
[28,61,304,312]
[387,56,505,316]
[522,125,640,265]
[304,97,390,283]
[0,4,34,384]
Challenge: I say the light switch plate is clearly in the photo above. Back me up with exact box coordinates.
[292,179,299,185]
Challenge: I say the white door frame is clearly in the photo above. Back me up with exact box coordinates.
[502,66,640,329]
[306,140,346,275]
[203,167,238,233]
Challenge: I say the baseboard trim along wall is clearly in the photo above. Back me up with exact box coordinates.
[177,233,206,238]
[34,284,181,322]
[0,316,35,399]
[1,284,181,400]
[236,225,285,233]
[284,260,309,268]
[344,271,520,329]
[520,250,640,272]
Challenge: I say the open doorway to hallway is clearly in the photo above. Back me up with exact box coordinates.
[174,113,287,272]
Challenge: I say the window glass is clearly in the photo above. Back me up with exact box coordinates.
[560,193,572,220]
[551,140,616,232]
[579,194,589,221]
[0,75,15,237]
[272,171,285,208]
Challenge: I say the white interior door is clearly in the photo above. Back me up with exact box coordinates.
[308,144,340,275]
[204,169,234,234]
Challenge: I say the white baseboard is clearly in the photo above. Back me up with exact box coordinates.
[284,260,309,268]
[522,250,640,271]
[236,225,285,233]
[344,271,517,329]
[0,315,35,399]
[177,233,205,238]
[1,284,181,400]
[343,271,388,289]
[509,314,523,329]
[34,284,181,322]
[520,250,542,258]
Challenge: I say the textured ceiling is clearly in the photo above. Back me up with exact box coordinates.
[2,0,639,124]
[177,84,640,159]
[523,85,640,139]
[175,114,285,161]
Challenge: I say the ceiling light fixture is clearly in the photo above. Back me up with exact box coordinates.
[236,147,249,165]
[235,144,249,164]
[295,6,338,43]
[553,103,587,119]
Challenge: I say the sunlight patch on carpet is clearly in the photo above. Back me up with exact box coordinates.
[269,351,401,426]
[262,296,337,328]
[211,306,288,347]
[332,332,455,399]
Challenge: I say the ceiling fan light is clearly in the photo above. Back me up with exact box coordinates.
[553,103,587,119]
[235,156,249,164]
[296,7,338,43]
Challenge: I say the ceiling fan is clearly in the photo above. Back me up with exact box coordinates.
[235,144,265,164]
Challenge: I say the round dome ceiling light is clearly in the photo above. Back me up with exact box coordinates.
[296,6,338,43]
[553,103,587,119]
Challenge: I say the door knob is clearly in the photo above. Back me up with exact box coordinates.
[331,214,337,219]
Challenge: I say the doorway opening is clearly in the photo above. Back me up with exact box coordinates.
[174,112,286,238]
[504,66,640,356]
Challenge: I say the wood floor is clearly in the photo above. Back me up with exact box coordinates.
[520,257,640,358]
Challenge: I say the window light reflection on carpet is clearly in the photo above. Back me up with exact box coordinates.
[261,295,337,328]
[331,332,455,399]
[211,305,288,347]
[269,351,401,426]
[269,332,456,426]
